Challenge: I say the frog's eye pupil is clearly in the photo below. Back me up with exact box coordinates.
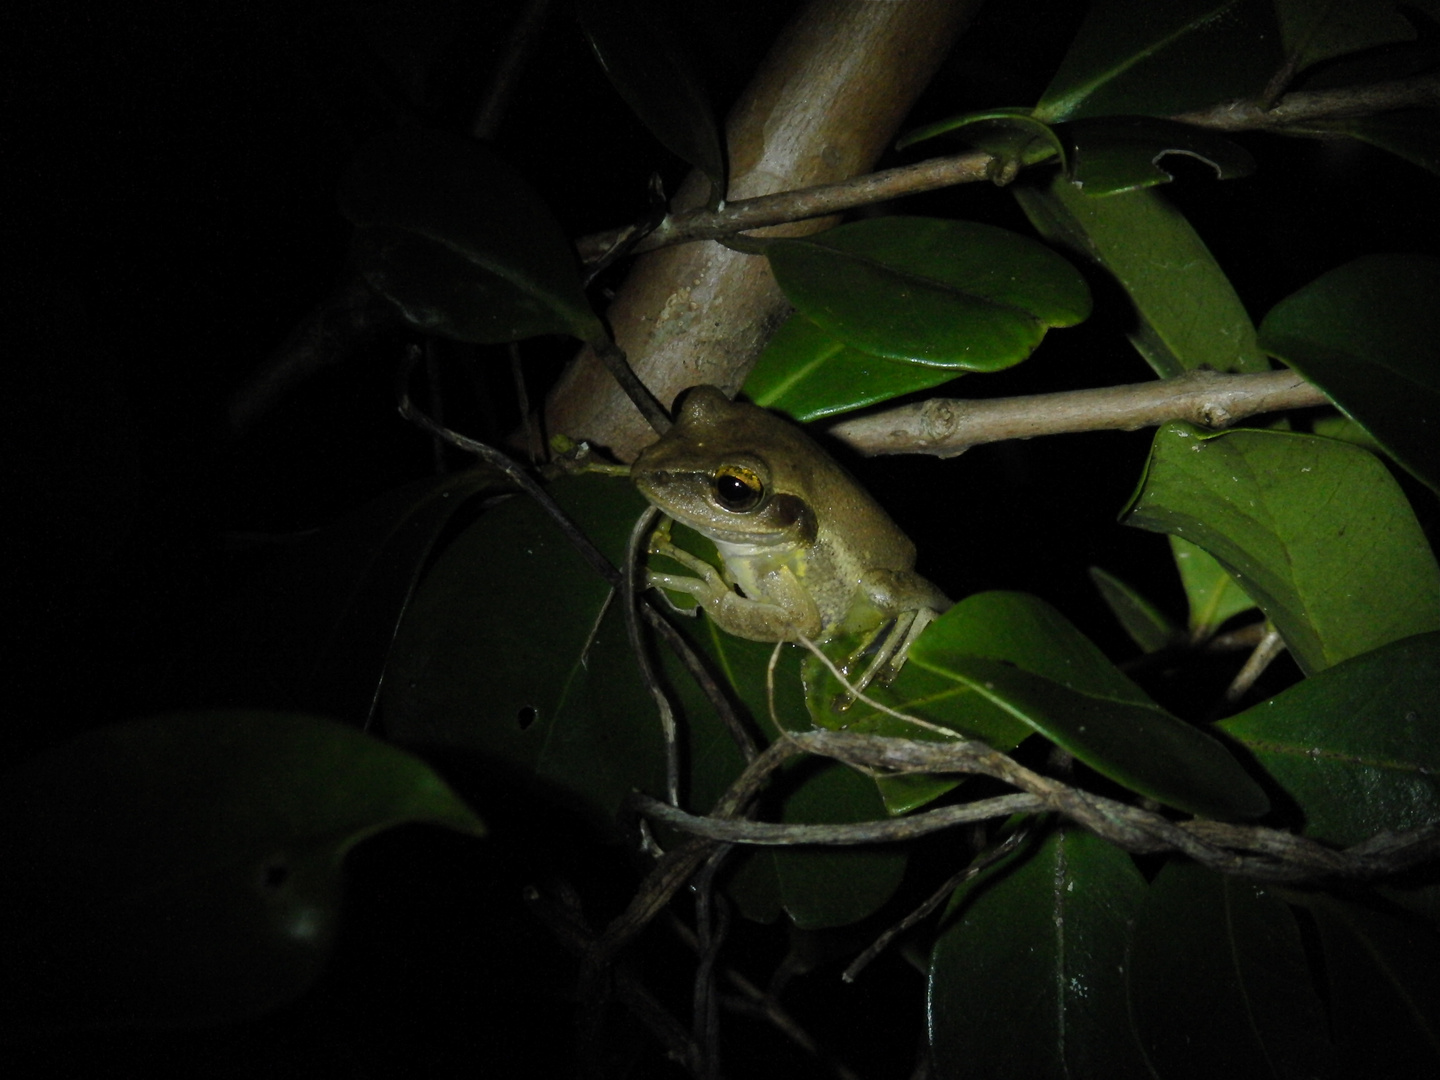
[714,469,762,511]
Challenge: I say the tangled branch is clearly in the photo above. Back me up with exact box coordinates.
[632,730,1440,884]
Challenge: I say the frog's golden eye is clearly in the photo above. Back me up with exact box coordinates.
[712,465,764,511]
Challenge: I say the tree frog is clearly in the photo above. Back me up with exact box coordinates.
[631,385,950,690]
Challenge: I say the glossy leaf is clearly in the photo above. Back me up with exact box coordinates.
[803,592,1143,815]
[1016,176,1267,376]
[910,655,1269,819]
[578,0,725,200]
[183,470,500,722]
[1259,253,1440,493]
[929,826,1150,1079]
[1035,0,1283,122]
[1124,423,1440,673]
[1088,565,1179,653]
[1299,892,1440,1075]
[1127,860,1336,1079]
[341,129,603,344]
[1219,632,1440,846]
[1274,0,1418,78]
[743,314,964,421]
[1170,534,1256,638]
[765,217,1090,368]
[1064,116,1256,196]
[0,712,484,1033]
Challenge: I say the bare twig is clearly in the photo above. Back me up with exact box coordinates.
[574,74,1440,264]
[827,368,1330,458]
[843,826,1033,983]
[1223,625,1288,704]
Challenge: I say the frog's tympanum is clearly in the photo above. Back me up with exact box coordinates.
[631,385,950,690]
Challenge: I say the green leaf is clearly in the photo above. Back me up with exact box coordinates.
[578,0,725,200]
[1063,116,1256,196]
[340,129,602,344]
[380,475,671,824]
[1259,253,1440,494]
[1299,892,1440,1074]
[743,314,964,422]
[1035,0,1283,122]
[182,471,500,721]
[928,827,1150,1079]
[806,592,1141,815]
[1219,632,1440,846]
[1016,176,1267,376]
[770,759,906,930]
[1320,109,1440,178]
[1274,0,1418,79]
[765,217,1090,368]
[1088,565,1180,653]
[909,655,1269,819]
[0,712,483,1033]
[1124,423,1440,673]
[1170,534,1257,639]
[1127,860,1336,1079]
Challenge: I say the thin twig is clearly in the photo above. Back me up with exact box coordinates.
[826,368,1329,458]
[628,506,682,807]
[1223,625,1287,704]
[843,826,1032,983]
[574,75,1440,263]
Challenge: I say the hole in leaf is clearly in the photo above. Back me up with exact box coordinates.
[517,705,538,730]
[261,858,291,890]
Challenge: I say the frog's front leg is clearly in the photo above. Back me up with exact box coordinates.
[646,537,823,643]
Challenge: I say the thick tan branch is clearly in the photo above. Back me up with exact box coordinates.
[827,368,1330,458]
[544,0,983,460]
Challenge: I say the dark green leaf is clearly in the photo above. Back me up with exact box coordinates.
[1088,565,1180,653]
[826,591,1147,815]
[183,471,500,721]
[743,314,964,421]
[1035,0,1283,122]
[0,712,483,1033]
[1219,632,1440,846]
[1274,0,1418,78]
[766,217,1090,368]
[909,655,1269,818]
[929,827,1149,1080]
[1016,176,1267,376]
[770,759,906,930]
[1124,423,1440,673]
[1259,253,1440,493]
[1297,892,1440,1074]
[1321,109,1440,178]
[1170,534,1256,638]
[578,0,725,199]
[1127,860,1336,1079]
[1064,116,1256,196]
[380,475,669,824]
[341,129,602,343]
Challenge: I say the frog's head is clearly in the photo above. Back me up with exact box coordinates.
[631,386,818,548]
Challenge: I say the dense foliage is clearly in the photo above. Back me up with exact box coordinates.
[6,1,1440,1076]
